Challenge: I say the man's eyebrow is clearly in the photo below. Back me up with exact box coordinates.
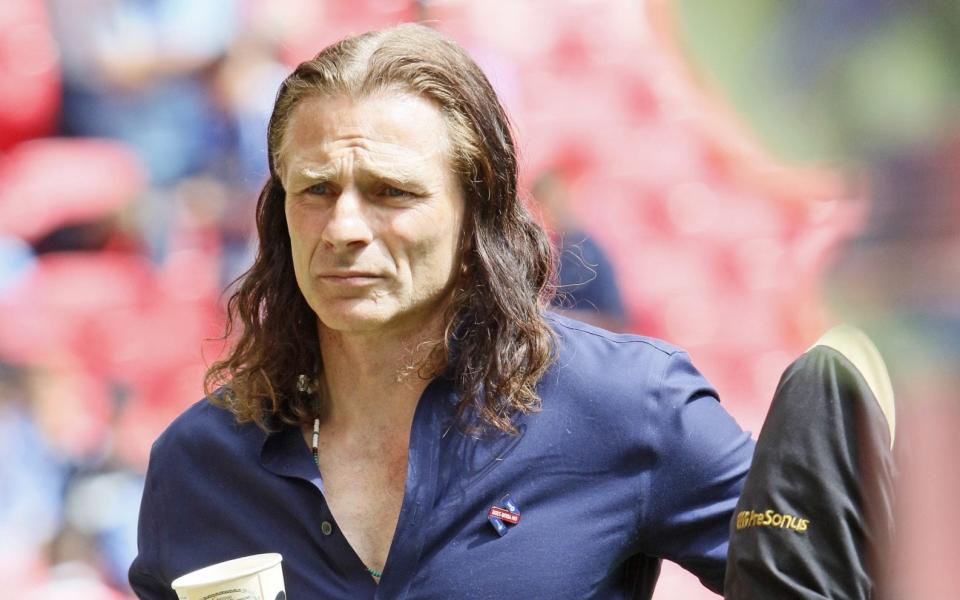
[292,166,336,182]
[291,164,431,189]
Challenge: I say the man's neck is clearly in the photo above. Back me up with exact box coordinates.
[316,317,446,430]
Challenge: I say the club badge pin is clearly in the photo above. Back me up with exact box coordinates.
[487,493,521,536]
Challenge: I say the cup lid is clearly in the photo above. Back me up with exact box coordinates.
[171,553,283,589]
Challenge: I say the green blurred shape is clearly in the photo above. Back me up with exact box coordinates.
[675,0,960,164]
[837,14,956,154]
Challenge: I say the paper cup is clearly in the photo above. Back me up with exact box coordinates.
[171,553,285,600]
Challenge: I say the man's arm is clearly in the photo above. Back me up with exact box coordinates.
[129,444,177,600]
[636,351,755,595]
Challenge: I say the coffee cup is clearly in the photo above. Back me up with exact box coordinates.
[170,553,285,600]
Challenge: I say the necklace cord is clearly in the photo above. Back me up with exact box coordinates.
[311,416,382,580]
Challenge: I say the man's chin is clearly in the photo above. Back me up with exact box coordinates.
[315,306,446,340]
[317,313,390,335]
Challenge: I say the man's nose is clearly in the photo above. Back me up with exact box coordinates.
[320,188,373,250]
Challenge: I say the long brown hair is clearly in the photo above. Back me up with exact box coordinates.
[206,23,556,433]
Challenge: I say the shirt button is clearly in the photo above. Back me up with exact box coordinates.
[321,521,333,536]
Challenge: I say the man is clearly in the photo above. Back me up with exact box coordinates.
[129,24,754,598]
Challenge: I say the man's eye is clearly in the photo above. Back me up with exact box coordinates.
[305,183,331,195]
[382,187,411,198]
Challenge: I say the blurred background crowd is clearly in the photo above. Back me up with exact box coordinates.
[1,1,957,598]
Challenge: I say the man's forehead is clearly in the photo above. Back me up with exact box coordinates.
[285,93,450,150]
[279,92,454,179]
[284,139,444,181]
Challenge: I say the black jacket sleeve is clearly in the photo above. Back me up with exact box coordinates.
[724,326,896,600]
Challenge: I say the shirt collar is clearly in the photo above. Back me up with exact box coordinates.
[259,418,324,491]
[256,373,460,490]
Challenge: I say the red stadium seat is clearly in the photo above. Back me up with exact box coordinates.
[0,0,60,151]
[0,138,145,241]
[0,252,156,365]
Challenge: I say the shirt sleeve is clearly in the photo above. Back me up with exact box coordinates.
[724,343,896,600]
[636,351,755,595]
[129,444,178,600]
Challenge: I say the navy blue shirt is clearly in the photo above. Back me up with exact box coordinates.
[129,315,754,598]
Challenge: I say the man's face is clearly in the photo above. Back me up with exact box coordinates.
[279,92,467,338]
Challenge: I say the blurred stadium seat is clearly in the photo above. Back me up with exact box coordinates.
[0,0,59,151]
[0,138,145,241]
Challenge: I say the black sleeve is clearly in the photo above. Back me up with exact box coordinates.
[724,328,896,600]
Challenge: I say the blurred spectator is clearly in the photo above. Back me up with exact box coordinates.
[61,463,145,589]
[47,0,241,268]
[212,26,288,192]
[209,21,289,284]
[48,0,239,185]
[0,362,68,589]
[533,171,628,331]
